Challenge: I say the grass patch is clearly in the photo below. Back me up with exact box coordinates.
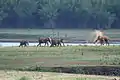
[18,76,31,80]
[0,46,120,69]
[0,46,120,76]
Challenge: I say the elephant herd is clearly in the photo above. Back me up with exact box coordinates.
[19,36,110,47]
[19,30,110,47]
[19,37,65,47]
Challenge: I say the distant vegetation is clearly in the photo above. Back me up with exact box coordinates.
[0,0,120,29]
[0,29,120,41]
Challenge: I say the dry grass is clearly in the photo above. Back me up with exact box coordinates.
[0,70,119,80]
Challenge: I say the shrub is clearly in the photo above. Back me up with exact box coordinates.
[18,76,31,80]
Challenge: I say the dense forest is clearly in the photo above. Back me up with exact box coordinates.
[0,0,120,29]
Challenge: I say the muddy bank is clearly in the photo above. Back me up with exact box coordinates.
[15,66,120,76]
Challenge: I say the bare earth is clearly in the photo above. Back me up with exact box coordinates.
[0,70,119,80]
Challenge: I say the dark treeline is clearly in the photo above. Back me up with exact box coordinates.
[0,0,120,29]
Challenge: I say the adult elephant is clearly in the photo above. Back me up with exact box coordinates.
[37,37,51,47]
[19,40,29,47]
[94,35,110,46]
[49,38,65,47]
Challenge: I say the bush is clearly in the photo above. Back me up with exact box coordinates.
[18,76,31,80]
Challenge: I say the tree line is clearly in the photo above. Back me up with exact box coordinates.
[0,0,120,29]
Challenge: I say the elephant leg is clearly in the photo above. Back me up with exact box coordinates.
[38,43,41,47]
[106,41,109,46]
[50,44,53,47]
[19,45,21,47]
[46,42,49,46]
[62,42,65,46]
[105,39,109,46]
[44,43,46,46]
[37,43,40,47]
[59,43,62,46]
[50,42,54,47]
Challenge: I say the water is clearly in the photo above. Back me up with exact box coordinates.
[0,42,120,47]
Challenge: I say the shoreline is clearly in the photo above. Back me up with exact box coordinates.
[0,39,120,43]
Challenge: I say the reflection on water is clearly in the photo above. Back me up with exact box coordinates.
[0,42,120,47]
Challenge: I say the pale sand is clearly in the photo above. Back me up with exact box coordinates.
[0,70,119,80]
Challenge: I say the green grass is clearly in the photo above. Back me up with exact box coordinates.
[0,29,120,41]
[0,46,120,69]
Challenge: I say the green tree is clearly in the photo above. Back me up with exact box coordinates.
[36,0,60,28]
[0,0,120,29]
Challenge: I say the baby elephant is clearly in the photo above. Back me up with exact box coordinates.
[50,38,64,47]
[19,40,29,47]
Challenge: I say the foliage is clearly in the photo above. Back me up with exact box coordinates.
[18,76,31,80]
[0,0,120,29]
